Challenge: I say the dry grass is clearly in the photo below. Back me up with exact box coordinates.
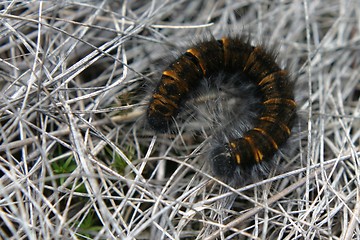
[0,0,359,239]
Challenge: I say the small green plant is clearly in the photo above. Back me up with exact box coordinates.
[105,145,135,175]
[76,209,103,239]
[50,146,86,192]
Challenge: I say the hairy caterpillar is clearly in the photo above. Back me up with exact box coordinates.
[147,36,296,184]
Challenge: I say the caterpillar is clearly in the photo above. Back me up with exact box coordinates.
[147,36,297,184]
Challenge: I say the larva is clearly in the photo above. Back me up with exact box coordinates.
[147,36,297,184]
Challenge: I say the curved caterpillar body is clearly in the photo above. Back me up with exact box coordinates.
[147,36,296,183]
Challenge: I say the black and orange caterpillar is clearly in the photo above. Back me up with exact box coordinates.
[147,36,296,183]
